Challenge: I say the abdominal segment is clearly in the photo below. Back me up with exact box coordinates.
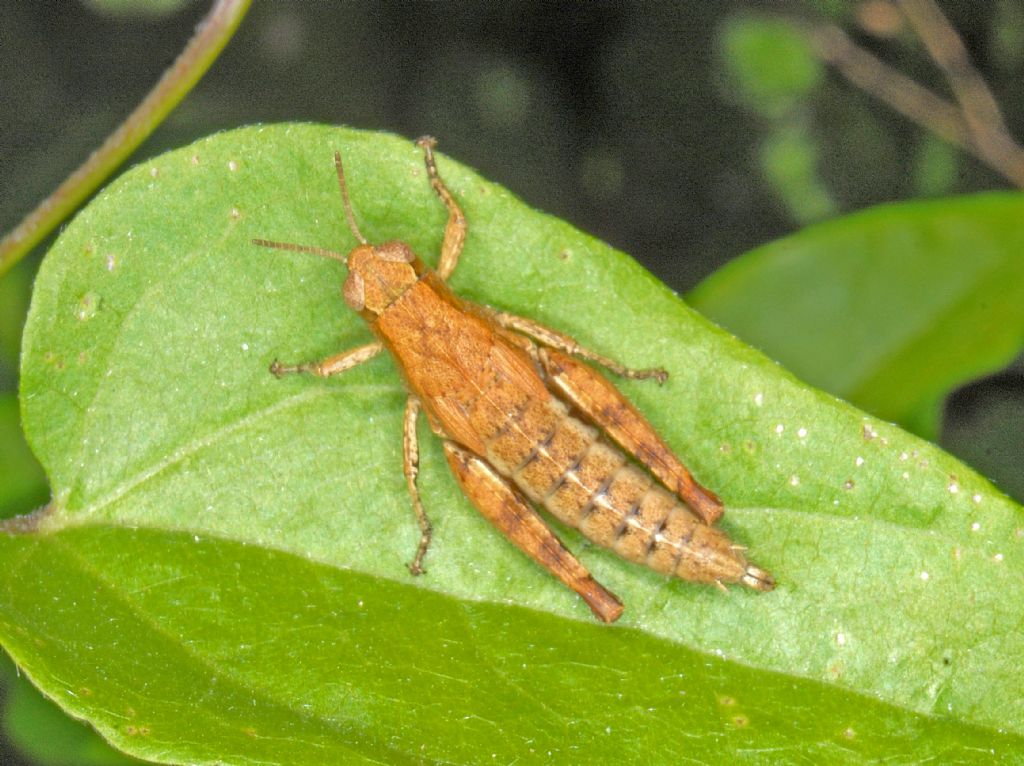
[481,397,753,587]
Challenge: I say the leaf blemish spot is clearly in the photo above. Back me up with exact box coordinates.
[230,207,242,220]
[843,727,856,740]
[971,522,981,532]
[789,475,800,486]
[797,427,807,438]
[190,154,200,166]
[228,159,239,172]
[774,423,784,435]
[843,479,855,490]
[855,456,864,467]
[753,392,764,407]
[920,571,930,581]
[948,480,960,494]
[149,166,159,178]
[106,253,117,271]
[76,292,101,321]
[972,493,982,504]
[836,632,846,647]
[994,553,1004,563]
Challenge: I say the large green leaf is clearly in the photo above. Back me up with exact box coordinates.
[688,195,1024,439]
[6,125,1022,764]
[0,394,47,515]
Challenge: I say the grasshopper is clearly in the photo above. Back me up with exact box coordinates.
[254,137,774,622]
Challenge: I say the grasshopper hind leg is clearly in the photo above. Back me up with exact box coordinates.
[442,441,624,622]
[403,395,433,575]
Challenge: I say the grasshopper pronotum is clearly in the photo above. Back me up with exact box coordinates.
[255,138,773,622]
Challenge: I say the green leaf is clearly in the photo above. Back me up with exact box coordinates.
[0,394,48,516]
[689,194,1024,440]
[3,669,140,766]
[7,125,1023,764]
[1,394,128,765]
[912,134,959,197]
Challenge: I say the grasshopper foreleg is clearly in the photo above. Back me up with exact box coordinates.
[270,341,383,378]
[416,136,466,282]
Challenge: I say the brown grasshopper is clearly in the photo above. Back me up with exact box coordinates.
[254,137,774,622]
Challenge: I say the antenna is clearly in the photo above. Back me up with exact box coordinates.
[335,151,368,245]
[252,150,371,261]
[250,239,348,263]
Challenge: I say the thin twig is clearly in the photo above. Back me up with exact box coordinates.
[810,7,1024,188]
[896,0,1024,186]
[0,0,253,279]
[810,24,970,148]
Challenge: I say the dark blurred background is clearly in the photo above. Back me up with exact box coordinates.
[1,2,1022,764]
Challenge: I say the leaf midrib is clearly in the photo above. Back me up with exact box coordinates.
[43,382,402,531]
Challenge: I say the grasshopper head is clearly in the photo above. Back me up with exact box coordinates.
[342,241,424,316]
[254,150,428,318]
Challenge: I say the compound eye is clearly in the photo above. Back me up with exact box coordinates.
[342,271,365,311]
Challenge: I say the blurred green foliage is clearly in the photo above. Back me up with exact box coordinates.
[719,16,823,119]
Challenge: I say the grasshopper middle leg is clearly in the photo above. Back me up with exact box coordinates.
[495,311,668,383]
